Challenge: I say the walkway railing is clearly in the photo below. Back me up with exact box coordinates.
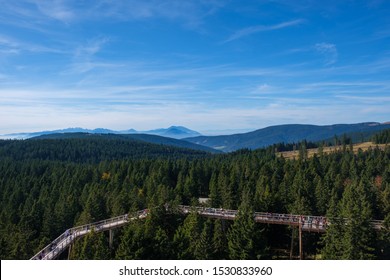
[31,210,149,260]
[31,206,385,260]
[178,206,328,232]
[179,206,384,232]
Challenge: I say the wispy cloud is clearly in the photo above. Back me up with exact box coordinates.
[64,62,122,75]
[224,19,305,43]
[314,42,338,66]
[336,94,390,103]
[0,0,225,30]
[29,0,74,23]
[60,37,113,75]
[74,37,109,57]
[92,0,225,28]
[0,35,21,55]
[0,33,67,55]
[0,0,74,26]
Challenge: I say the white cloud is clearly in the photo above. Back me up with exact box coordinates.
[315,42,338,65]
[0,0,225,30]
[0,33,67,55]
[93,0,225,27]
[224,19,305,43]
[74,37,109,57]
[0,35,19,47]
[60,37,113,74]
[30,0,74,22]
[258,83,271,91]
[248,83,280,96]
[64,62,121,75]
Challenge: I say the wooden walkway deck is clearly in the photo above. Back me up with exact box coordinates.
[31,206,384,260]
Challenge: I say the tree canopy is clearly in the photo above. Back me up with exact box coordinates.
[0,138,389,259]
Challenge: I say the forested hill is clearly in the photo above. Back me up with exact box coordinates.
[185,122,390,152]
[1,139,389,260]
[0,134,214,163]
[33,132,219,154]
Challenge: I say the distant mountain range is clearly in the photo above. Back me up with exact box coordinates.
[1,126,201,140]
[184,122,390,152]
[2,122,389,153]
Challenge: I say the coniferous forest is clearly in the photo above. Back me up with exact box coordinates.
[0,135,389,260]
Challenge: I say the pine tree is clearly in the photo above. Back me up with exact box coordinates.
[321,190,345,259]
[219,166,234,209]
[315,177,331,215]
[194,220,213,260]
[173,224,192,259]
[76,229,110,259]
[340,180,376,259]
[92,232,110,259]
[115,221,149,259]
[377,213,390,259]
[209,172,221,207]
[173,210,201,259]
[212,219,228,259]
[227,189,255,259]
[153,227,172,259]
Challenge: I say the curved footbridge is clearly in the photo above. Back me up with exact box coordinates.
[31,205,384,260]
[31,210,149,260]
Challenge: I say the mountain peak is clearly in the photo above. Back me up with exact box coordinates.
[144,126,201,139]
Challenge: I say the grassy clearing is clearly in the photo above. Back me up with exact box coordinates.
[276,142,388,160]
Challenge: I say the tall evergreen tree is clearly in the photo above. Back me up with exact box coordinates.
[212,219,228,259]
[71,229,110,259]
[173,210,201,259]
[321,190,345,259]
[227,189,255,259]
[377,213,390,259]
[194,220,213,260]
[340,180,376,259]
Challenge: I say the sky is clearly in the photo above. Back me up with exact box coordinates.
[0,0,389,135]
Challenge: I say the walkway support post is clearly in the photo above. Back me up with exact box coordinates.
[290,228,294,260]
[68,244,72,260]
[299,221,303,260]
[109,229,114,249]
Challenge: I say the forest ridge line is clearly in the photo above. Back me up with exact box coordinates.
[2,122,390,153]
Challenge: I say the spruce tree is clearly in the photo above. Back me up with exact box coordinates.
[321,189,344,259]
[173,211,201,259]
[377,213,390,259]
[194,220,213,260]
[340,180,376,259]
[212,219,228,259]
[227,189,255,259]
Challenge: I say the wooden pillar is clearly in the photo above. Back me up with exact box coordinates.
[109,229,114,249]
[299,222,303,260]
[68,244,72,260]
[290,228,294,260]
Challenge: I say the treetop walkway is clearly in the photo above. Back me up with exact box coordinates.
[31,205,384,260]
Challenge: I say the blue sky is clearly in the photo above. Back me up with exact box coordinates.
[0,0,389,135]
